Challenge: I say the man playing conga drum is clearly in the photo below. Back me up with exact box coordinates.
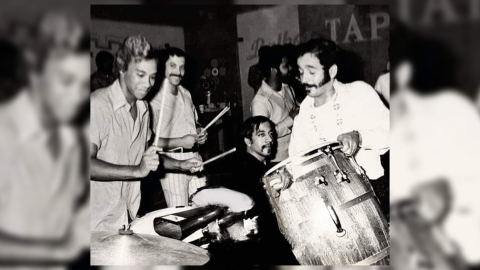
[275,38,389,215]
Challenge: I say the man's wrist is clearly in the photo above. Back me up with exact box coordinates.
[132,165,141,178]
[176,160,184,170]
[353,130,362,146]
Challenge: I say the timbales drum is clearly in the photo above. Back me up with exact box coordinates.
[262,141,389,265]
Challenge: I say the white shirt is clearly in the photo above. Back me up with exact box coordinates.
[289,80,389,180]
[375,72,390,104]
[0,90,83,240]
[391,89,480,263]
[90,80,151,231]
[251,81,298,162]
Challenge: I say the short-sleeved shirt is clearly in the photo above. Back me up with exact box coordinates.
[251,81,298,162]
[0,90,83,240]
[149,83,201,162]
[90,79,151,231]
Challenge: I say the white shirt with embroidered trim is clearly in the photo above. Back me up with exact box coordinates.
[391,89,480,263]
[289,80,389,180]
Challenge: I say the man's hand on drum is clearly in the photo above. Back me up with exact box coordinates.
[268,174,286,197]
[180,157,204,173]
[337,130,361,156]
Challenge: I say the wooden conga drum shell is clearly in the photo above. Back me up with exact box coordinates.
[264,142,389,265]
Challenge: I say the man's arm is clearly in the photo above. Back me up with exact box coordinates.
[354,82,389,151]
[155,137,196,150]
[275,114,294,138]
[90,143,161,181]
[0,233,81,264]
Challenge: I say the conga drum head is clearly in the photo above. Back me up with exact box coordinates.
[263,142,389,265]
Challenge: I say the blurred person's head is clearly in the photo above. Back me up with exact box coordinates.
[258,45,269,62]
[0,39,28,103]
[283,43,300,80]
[115,35,158,101]
[159,47,186,88]
[297,37,340,99]
[391,22,457,96]
[259,45,291,89]
[32,33,91,125]
[242,116,276,162]
[23,11,91,125]
[95,51,114,73]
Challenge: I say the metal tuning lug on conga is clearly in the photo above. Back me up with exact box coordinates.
[324,146,350,183]
[119,224,133,235]
[348,156,368,181]
[327,205,346,237]
[314,175,327,186]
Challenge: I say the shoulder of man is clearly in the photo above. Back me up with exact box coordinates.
[432,90,478,118]
[343,80,382,101]
[91,84,114,116]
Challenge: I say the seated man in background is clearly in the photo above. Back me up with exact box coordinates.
[214,116,297,265]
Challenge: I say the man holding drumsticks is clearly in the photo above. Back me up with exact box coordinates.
[272,38,390,217]
[90,36,202,231]
[149,47,208,208]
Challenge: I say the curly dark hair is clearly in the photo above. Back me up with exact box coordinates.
[242,116,276,141]
[297,37,341,74]
[115,35,157,72]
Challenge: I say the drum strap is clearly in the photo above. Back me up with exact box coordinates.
[338,190,375,211]
[353,246,390,265]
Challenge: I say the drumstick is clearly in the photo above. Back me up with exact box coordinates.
[168,147,183,153]
[202,148,236,165]
[201,106,230,132]
[153,87,168,147]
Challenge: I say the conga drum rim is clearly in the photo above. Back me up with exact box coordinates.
[265,141,341,176]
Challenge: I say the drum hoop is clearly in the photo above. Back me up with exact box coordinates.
[265,141,341,176]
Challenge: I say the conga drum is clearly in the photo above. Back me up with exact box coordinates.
[262,142,389,265]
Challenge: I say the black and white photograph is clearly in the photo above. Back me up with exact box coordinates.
[4,0,480,269]
[89,5,390,266]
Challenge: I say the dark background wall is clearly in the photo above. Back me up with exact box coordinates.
[183,7,242,107]
[298,5,390,86]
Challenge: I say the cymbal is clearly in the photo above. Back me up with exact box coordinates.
[91,230,210,265]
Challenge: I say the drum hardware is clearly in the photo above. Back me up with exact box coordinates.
[323,146,349,183]
[314,175,328,186]
[327,205,347,237]
[263,142,389,265]
[348,156,369,181]
[119,224,133,235]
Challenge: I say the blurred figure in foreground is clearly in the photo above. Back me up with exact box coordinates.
[390,25,480,269]
[0,13,91,264]
[91,50,116,92]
